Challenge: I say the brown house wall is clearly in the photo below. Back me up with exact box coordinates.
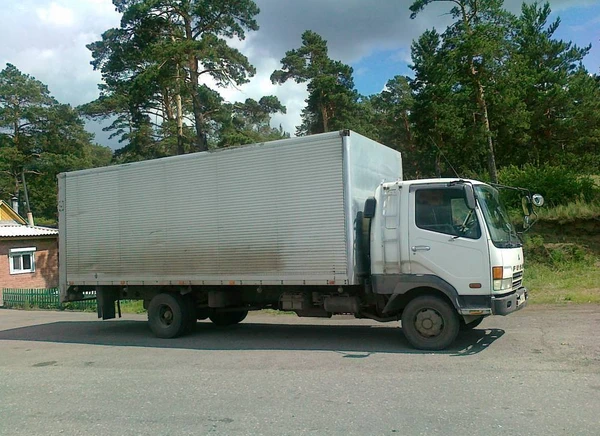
[0,238,58,305]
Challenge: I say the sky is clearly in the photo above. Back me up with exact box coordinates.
[0,0,599,149]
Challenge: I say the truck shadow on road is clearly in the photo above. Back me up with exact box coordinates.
[0,318,504,356]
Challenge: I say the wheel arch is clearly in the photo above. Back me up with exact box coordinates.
[382,285,460,317]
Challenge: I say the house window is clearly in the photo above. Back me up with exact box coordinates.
[9,247,36,274]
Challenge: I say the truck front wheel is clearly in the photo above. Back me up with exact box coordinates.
[148,293,187,338]
[401,296,459,350]
[460,316,484,331]
[209,310,248,327]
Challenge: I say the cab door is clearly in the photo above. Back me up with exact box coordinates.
[408,185,490,295]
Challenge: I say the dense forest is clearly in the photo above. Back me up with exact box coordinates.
[1,0,599,223]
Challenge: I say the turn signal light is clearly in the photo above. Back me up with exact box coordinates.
[492,266,503,280]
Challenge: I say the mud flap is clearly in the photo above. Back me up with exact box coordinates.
[97,287,119,320]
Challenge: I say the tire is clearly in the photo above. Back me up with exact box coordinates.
[209,310,248,327]
[460,316,484,331]
[148,293,187,339]
[401,296,460,351]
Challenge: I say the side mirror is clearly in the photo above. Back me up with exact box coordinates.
[463,184,476,210]
[522,193,544,216]
[521,193,543,233]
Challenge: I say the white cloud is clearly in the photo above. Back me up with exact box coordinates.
[390,49,412,64]
[0,0,120,108]
[199,34,307,136]
[36,2,76,27]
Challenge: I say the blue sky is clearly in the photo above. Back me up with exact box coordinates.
[0,0,598,146]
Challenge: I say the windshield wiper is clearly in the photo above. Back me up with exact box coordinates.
[497,240,522,248]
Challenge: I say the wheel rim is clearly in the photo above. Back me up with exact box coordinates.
[414,308,444,338]
[158,304,174,327]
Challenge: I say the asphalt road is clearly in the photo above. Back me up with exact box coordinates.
[0,306,599,436]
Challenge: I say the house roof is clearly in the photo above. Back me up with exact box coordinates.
[0,201,27,225]
[0,224,58,238]
[0,200,57,238]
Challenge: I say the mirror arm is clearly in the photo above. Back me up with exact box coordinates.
[521,209,540,233]
[489,183,532,198]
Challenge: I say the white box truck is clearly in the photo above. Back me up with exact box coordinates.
[58,130,539,350]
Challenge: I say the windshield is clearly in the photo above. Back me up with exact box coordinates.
[475,185,521,248]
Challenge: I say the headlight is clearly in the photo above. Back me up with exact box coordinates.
[492,266,513,292]
[493,278,513,292]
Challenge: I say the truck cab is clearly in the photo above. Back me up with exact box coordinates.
[365,179,528,349]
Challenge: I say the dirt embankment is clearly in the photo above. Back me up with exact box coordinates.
[531,219,600,255]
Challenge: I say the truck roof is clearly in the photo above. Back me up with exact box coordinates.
[384,178,487,188]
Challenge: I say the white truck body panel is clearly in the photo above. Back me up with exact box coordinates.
[58,131,402,299]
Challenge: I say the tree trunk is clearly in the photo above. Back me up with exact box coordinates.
[176,92,184,155]
[435,152,442,178]
[163,88,174,122]
[320,105,329,133]
[458,0,499,183]
[475,80,498,183]
[13,172,20,206]
[175,63,184,155]
[184,17,207,152]
[402,112,413,143]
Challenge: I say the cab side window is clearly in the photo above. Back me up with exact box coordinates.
[415,188,481,239]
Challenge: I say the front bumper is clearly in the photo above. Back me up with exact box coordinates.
[492,287,528,316]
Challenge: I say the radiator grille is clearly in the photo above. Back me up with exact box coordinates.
[512,270,524,291]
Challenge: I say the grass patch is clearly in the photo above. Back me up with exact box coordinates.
[119,300,146,314]
[525,261,600,304]
[523,232,600,304]
[535,200,600,223]
[62,302,96,312]
[259,309,295,315]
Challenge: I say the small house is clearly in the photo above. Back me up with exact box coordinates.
[0,199,58,306]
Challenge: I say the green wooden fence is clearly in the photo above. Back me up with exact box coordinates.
[2,288,98,311]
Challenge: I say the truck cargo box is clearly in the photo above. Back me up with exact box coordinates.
[58,130,402,300]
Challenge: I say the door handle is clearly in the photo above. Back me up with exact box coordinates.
[411,245,431,252]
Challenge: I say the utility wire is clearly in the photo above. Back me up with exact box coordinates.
[429,136,460,178]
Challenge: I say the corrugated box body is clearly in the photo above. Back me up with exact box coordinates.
[58,131,401,298]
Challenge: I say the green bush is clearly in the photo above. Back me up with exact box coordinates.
[523,234,547,263]
[498,164,598,208]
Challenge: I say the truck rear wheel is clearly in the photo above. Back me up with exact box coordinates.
[148,293,187,338]
[209,310,248,327]
[401,296,459,350]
